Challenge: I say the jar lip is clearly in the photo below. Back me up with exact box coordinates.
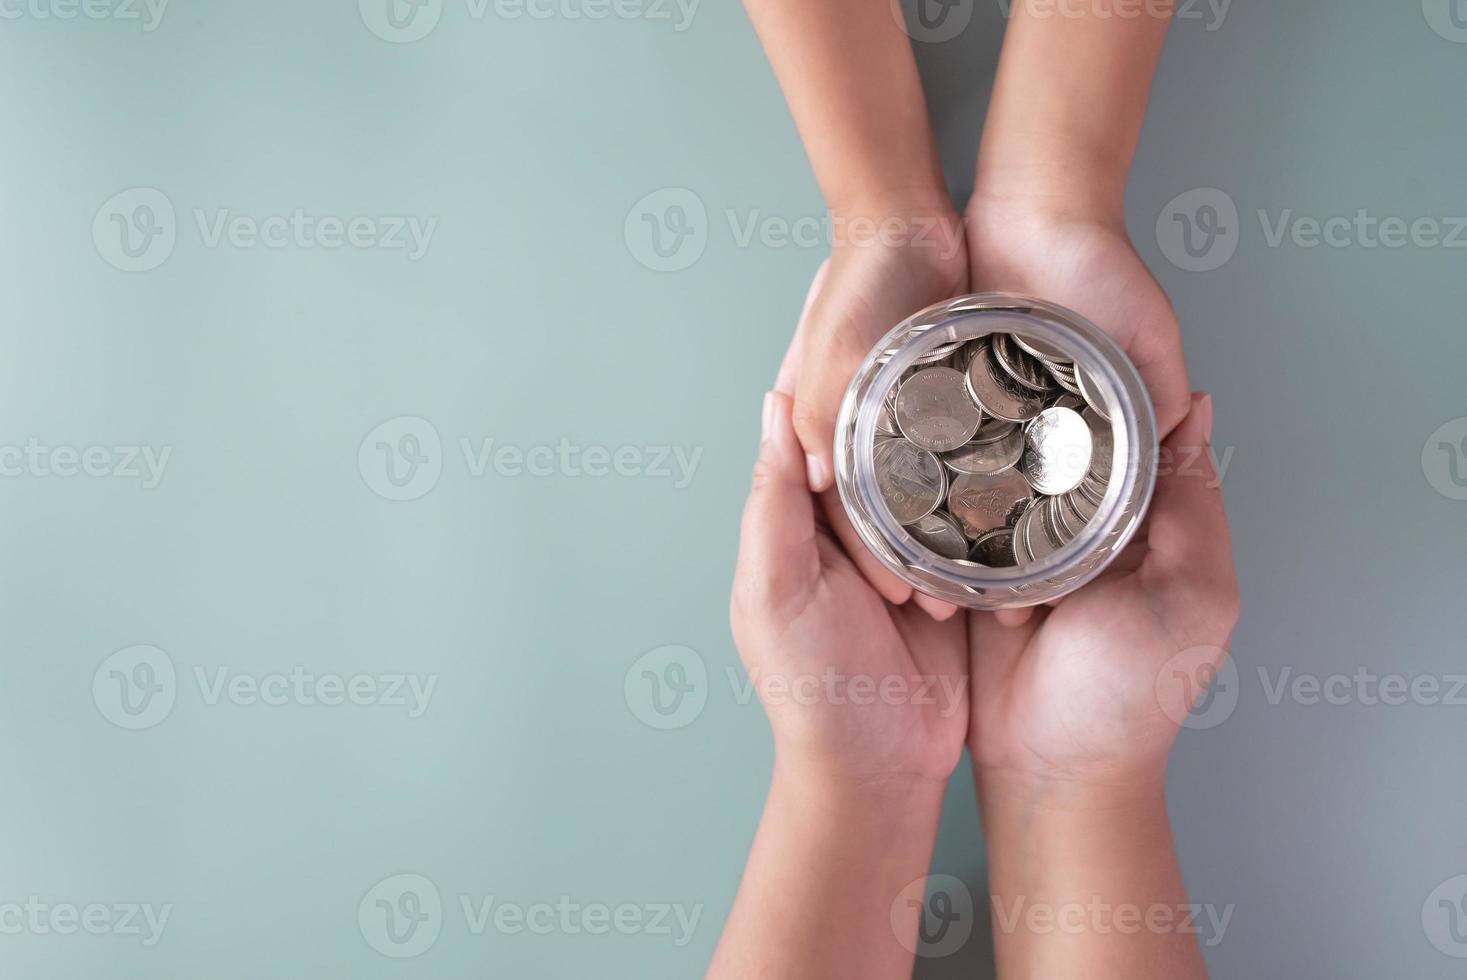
[836,293,1158,598]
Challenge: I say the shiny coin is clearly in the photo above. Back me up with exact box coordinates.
[875,396,899,436]
[907,510,970,560]
[1075,365,1111,420]
[914,339,966,365]
[972,416,1019,444]
[964,342,1046,423]
[1048,392,1085,412]
[946,470,1032,538]
[1082,406,1112,479]
[992,334,1056,392]
[873,437,947,525]
[1024,499,1063,562]
[1013,334,1071,363]
[968,527,1017,568]
[895,367,984,453]
[1021,407,1093,495]
[942,428,1023,476]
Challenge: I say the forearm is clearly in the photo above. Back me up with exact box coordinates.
[976,0,1173,222]
[977,770,1207,980]
[743,0,948,218]
[707,761,948,979]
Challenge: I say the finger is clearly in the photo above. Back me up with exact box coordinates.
[774,258,830,396]
[734,392,822,612]
[818,489,914,606]
[913,592,960,621]
[793,317,867,494]
[993,607,1034,628]
[1140,393,1239,616]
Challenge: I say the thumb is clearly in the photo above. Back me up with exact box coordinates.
[1141,392,1239,622]
[734,391,821,613]
[792,331,861,494]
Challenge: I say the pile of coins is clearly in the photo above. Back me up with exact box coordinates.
[872,332,1114,568]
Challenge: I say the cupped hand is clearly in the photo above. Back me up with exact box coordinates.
[966,393,1240,789]
[730,389,971,790]
[780,225,968,618]
[965,198,1192,441]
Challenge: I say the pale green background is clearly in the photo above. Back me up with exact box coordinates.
[2,0,1466,976]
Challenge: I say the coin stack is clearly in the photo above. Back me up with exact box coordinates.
[872,333,1114,568]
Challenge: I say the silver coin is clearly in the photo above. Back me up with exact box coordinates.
[873,437,947,525]
[1048,492,1078,542]
[968,527,1017,568]
[1081,406,1112,479]
[1048,393,1085,412]
[992,334,1056,393]
[1075,365,1111,420]
[907,510,969,560]
[1059,489,1093,531]
[914,339,966,365]
[964,341,1046,423]
[1049,362,1083,396]
[972,416,1019,444]
[1067,485,1101,524]
[942,428,1023,476]
[1026,498,1064,562]
[1021,407,1093,495]
[946,470,1032,538]
[1012,502,1039,565]
[876,396,899,437]
[895,367,984,453]
[1013,333,1072,364]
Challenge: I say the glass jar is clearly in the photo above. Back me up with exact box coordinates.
[833,294,1158,609]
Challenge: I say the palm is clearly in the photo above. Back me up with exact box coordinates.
[966,557,1191,782]
[735,529,970,785]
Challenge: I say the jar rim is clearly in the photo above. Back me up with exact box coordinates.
[835,293,1158,604]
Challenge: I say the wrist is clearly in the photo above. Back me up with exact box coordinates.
[967,175,1127,237]
[772,752,950,822]
[975,764,1169,820]
[827,191,965,261]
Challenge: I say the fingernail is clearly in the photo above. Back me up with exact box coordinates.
[761,392,774,444]
[805,454,826,491]
[1197,393,1214,442]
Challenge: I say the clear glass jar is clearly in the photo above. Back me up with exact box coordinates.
[833,294,1158,609]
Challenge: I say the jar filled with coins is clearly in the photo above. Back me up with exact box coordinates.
[833,294,1158,609]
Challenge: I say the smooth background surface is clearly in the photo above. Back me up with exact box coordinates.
[1,0,1465,976]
